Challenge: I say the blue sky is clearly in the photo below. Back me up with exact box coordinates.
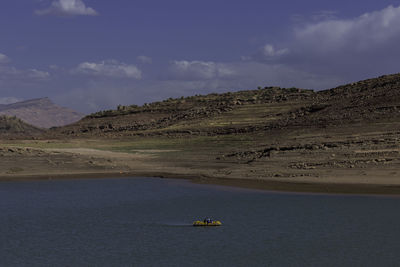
[1,0,400,112]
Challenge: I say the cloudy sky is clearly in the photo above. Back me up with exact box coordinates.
[1,0,400,113]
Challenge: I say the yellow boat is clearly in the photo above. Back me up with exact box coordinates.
[193,220,222,226]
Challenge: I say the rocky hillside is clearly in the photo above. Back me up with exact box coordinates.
[51,87,314,136]
[0,115,44,137]
[0,98,84,128]
[292,73,400,127]
[50,73,400,137]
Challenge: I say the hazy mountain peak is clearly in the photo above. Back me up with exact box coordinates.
[0,98,84,128]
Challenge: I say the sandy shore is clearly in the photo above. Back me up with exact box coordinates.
[1,133,400,195]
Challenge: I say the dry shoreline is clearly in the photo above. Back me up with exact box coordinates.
[2,170,400,196]
[2,126,400,196]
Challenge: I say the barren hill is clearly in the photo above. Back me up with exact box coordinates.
[50,73,400,137]
[51,87,315,137]
[0,98,84,128]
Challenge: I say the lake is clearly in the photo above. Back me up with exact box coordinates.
[0,177,399,266]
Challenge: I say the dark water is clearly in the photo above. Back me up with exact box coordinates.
[1,178,400,266]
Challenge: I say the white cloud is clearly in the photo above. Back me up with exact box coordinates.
[27,69,51,79]
[311,11,338,22]
[292,10,338,24]
[0,53,9,64]
[261,44,289,58]
[247,44,290,62]
[137,55,152,64]
[35,0,98,16]
[294,5,400,56]
[0,66,50,81]
[247,4,400,80]
[0,97,22,105]
[75,60,142,79]
[0,66,50,98]
[169,60,236,80]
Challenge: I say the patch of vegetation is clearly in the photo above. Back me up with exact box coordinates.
[0,115,43,135]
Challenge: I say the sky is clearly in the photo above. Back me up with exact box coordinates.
[1,0,400,113]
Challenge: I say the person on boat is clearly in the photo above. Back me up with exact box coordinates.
[204,218,212,224]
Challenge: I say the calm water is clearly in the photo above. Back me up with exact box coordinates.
[1,177,400,266]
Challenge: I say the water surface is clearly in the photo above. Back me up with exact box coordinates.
[0,177,399,266]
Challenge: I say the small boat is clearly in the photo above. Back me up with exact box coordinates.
[193,219,222,227]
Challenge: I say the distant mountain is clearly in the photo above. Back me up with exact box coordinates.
[0,115,44,136]
[0,98,84,128]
